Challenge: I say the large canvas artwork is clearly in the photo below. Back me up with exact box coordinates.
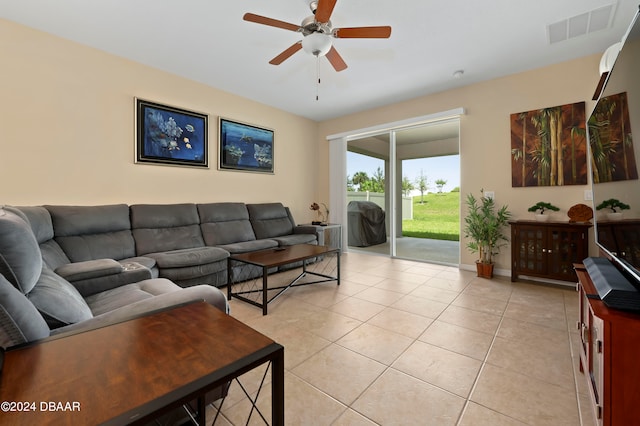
[135,99,208,168]
[219,118,274,173]
[589,92,637,183]
[510,101,587,187]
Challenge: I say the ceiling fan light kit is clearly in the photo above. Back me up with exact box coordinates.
[302,32,332,56]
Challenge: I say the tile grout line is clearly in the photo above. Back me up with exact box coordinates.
[453,286,510,426]
[321,266,470,424]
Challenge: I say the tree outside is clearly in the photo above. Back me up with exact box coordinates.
[415,170,429,204]
[402,176,415,196]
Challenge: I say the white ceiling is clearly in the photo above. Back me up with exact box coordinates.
[1,0,638,122]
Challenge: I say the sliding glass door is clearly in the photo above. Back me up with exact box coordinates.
[344,119,460,264]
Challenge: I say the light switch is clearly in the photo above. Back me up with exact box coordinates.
[484,191,495,200]
[584,190,593,201]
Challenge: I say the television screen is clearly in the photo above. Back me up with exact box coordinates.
[589,7,640,284]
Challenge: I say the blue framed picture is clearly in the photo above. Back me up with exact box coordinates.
[135,98,208,168]
[219,117,274,173]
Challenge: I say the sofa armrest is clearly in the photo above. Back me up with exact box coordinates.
[50,287,228,337]
[55,259,123,282]
[56,260,153,297]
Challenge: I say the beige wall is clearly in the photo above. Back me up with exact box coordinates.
[1,18,605,272]
[318,55,602,271]
[0,19,319,223]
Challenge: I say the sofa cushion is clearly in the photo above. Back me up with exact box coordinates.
[15,206,54,244]
[145,247,229,269]
[130,204,205,255]
[158,263,227,283]
[84,278,180,316]
[56,282,228,335]
[247,203,294,239]
[12,206,71,271]
[27,267,93,329]
[271,234,317,246]
[68,261,153,298]
[0,208,42,294]
[0,273,50,348]
[198,203,257,246]
[217,239,278,254]
[55,259,124,282]
[46,204,136,262]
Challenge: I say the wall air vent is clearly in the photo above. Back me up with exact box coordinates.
[548,4,616,44]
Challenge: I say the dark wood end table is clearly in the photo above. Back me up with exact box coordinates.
[0,301,284,425]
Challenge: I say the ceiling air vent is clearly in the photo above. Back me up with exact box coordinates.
[548,4,615,44]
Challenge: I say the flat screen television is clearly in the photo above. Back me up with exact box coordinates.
[587,6,640,310]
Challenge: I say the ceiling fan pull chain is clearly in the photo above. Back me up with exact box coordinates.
[316,55,320,101]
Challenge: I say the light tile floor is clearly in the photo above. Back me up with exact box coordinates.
[208,252,597,426]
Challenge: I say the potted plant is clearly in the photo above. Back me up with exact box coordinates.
[596,198,630,220]
[527,201,560,222]
[463,190,512,278]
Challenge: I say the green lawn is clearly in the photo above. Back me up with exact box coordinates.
[402,192,460,241]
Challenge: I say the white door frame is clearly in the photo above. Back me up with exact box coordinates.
[327,108,465,254]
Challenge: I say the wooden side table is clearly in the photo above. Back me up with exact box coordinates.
[0,302,284,425]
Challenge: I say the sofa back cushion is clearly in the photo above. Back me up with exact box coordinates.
[27,267,93,329]
[130,204,205,255]
[247,203,294,239]
[198,203,257,246]
[16,206,54,243]
[0,273,50,348]
[46,205,136,262]
[16,206,70,270]
[0,207,42,294]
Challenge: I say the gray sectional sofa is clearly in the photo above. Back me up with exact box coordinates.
[0,201,317,350]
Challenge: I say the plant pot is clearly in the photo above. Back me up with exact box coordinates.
[534,214,550,222]
[607,212,623,221]
[476,262,494,278]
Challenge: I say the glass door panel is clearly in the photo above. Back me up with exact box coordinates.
[346,134,391,256]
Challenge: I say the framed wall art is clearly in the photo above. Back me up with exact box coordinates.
[135,98,208,168]
[510,101,587,187]
[219,117,274,173]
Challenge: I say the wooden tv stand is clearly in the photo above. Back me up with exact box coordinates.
[575,263,640,425]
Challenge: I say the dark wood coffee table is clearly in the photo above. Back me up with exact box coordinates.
[0,301,284,425]
[228,244,340,315]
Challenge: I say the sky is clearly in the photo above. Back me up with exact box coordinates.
[347,151,460,194]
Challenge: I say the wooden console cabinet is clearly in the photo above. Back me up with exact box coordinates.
[510,220,591,282]
[575,264,640,425]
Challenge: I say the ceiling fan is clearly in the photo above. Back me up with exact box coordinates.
[243,0,392,72]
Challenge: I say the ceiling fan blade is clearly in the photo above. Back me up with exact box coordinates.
[269,42,303,65]
[325,46,347,72]
[334,26,392,38]
[315,0,337,23]
[243,13,301,32]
